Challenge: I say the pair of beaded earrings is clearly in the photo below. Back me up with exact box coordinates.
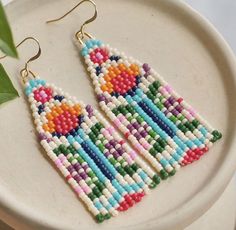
[1,0,222,223]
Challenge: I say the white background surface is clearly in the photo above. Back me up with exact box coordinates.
[0,0,235,229]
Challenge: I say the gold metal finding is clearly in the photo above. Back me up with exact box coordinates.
[46,0,97,44]
[0,37,41,83]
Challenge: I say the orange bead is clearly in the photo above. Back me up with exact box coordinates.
[43,124,49,132]
[52,111,58,117]
[104,75,111,81]
[101,85,108,92]
[46,113,53,120]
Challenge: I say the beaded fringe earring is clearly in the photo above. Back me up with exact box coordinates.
[79,38,222,178]
[46,0,222,180]
[2,37,160,223]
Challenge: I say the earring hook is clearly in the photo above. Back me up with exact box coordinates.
[0,36,41,83]
[46,0,97,44]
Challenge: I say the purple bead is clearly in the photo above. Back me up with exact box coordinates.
[143,124,149,130]
[175,105,183,112]
[97,94,106,102]
[113,152,120,159]
[133,122,140,130]
[105,143,112,149]
[67,165,74,174]
[109,140,116,146]
[104,152,110,158]
[172,109,179,116]
[164,110,169,116]
[134,132,141,140]
[38,133,47,141]
[74,174,82,182]
[140,130,147,137]
[143,63,150,72]
[164,101,171,108]
[127,124,134,131]
[117,148,124,155]
[74,163,81,171]
[80,172,87,180]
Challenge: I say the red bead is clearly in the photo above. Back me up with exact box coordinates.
[177,98,183,104]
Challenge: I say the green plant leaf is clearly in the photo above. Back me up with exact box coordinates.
[0,63,19,105]
[0,1,18,58]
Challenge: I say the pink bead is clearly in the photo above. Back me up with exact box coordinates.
[165,85,172,93]
[129,151,137,160]
[185,113,192,120]
[189,107,196,116]
[82,186,90,194]
[135,143,143,152]
[74,186,83,195]
[119,115,126,123]
[54,159,62,167]
[113,119,120,129]
[143,142,150,150]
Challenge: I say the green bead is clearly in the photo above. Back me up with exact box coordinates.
[169,169,176,177]
[117,167,126,176]
[88,193,96,201]
[88,171,94,177]
[149,182,157,189]
[104,213,111,220]
[153,143,163,152]
[211,130,222,142]
[53,148,60,155]
[149,148,157,157]
[95,182,105,191]
[146,91,155,101]
[149,130,156,138]
[170,115,177,123]
[112,108,119,116]
[131,163,139,171]
[93,187,102,197]
[213,130,222,139]
[160,170,168,180]
[153,174,161,184]
[185,122,195,132]
[59,144,67,153]
[137,116,144,123]
[87,180,93,186]
[68,156,73,163]
[95,123,103,131]
[157,138,167,148]
[96,214,104,223]
[149,85,156,94]
[119,159,125,164]
[76,156,84,164]
[98,144,105,151]
[153,80,161,89]
[192,119,200,128]
[127,116,132,122]
[125,165,134,176]
[178,124,187,133]
[156,102,164,110]
[109,158,116,165]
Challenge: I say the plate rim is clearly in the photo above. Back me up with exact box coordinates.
[0,0,236,229]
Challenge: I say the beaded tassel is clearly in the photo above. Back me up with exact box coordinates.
[25,77,157,223]
[80,38,222,179]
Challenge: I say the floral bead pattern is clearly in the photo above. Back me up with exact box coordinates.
[80,38,222,179]
[25,78,158,223]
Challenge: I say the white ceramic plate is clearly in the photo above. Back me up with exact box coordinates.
[0,0,236,229]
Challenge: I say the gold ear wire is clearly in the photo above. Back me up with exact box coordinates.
[0,36,41,83]
[46,0,97,44]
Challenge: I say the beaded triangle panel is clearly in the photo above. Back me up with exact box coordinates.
[25,77,159,223]
[80,38,222,179]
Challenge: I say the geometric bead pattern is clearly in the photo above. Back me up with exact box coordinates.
[81,38,222,179]
[25,77,160,223]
